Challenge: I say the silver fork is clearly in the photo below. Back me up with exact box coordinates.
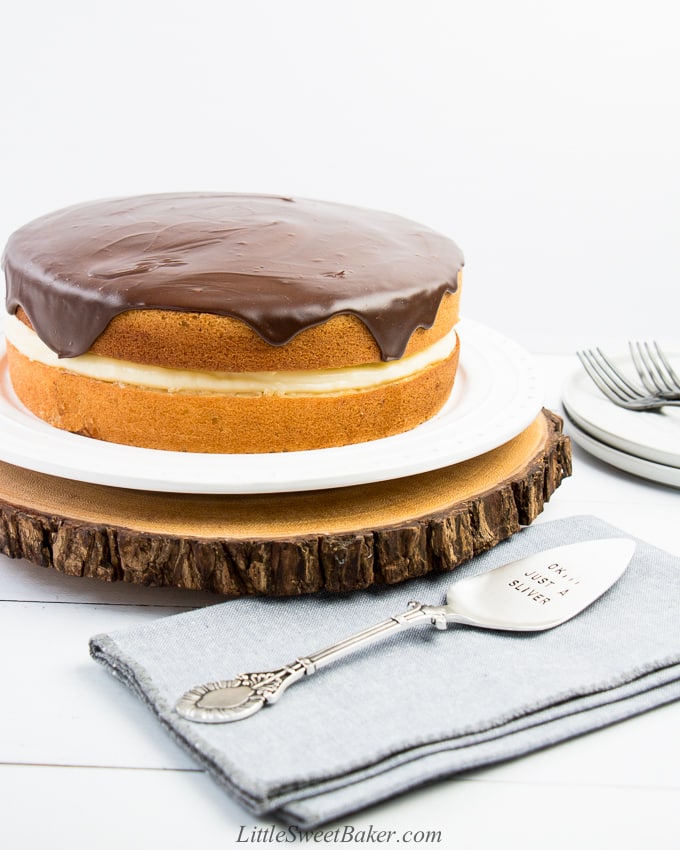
[628,341,680,400]
[577,347,680,411]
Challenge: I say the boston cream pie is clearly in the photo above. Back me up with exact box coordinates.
[2,193,464,453]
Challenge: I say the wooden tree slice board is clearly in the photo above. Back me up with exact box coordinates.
[0,409,571,596]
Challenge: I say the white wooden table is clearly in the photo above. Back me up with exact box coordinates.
[1,353,679,849]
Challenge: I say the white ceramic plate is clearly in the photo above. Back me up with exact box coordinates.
[0,318,543,494]
[562,346,680,469]
[565,413,680,489]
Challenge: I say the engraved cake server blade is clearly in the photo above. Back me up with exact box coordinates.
[175,538,635,724]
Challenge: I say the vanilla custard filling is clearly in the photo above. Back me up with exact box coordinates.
[4,313,458,396]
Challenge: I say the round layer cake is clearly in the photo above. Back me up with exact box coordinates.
[2,193,464,453]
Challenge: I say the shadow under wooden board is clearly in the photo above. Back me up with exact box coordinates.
[0,409,571,597]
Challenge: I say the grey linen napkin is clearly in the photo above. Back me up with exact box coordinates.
[89,515,680,827]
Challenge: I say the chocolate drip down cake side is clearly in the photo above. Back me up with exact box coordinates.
[0,194,570,595]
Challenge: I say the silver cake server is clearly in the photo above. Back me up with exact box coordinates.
[175,537,635,724]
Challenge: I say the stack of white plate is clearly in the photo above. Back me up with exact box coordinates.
[562,347,680,488]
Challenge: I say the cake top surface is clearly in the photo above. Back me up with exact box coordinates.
[2,192,463,360]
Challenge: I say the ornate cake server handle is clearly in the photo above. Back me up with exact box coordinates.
[175,600,443,723]
[174,538,635,724]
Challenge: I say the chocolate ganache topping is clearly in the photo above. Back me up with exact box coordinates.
[2,193,463,361]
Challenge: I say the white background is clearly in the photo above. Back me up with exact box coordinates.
[1,0,678,351]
